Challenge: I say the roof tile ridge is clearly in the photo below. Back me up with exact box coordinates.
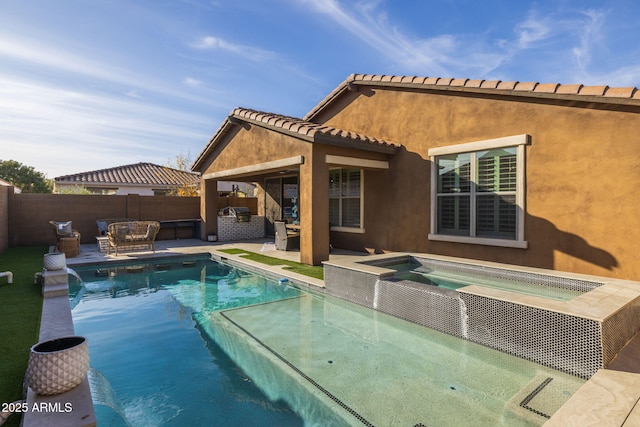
[579,85,609,96]
[514,82,538,91]
[343,73,639,100]
[534,83,560,93]
[234,107,311,124]
[604,86,637,98]
[233,101,401,148]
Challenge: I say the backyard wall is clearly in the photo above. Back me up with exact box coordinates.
[8,193,257,248]
[0,185,10,254]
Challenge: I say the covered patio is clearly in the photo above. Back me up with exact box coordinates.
[192,108,400,265]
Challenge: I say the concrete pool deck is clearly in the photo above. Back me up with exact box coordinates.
[26,239,640,426]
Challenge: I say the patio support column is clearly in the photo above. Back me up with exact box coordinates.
[200,178,218,241]
[299,150,330,265]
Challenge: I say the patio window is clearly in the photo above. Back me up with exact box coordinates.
[429,135,529,248]
[329,168,363,231]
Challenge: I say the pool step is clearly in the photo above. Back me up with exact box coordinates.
[505,373,583,424]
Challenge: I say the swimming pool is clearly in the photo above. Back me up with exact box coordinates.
[70,255,585,426]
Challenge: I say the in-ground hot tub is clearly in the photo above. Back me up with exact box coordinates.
[323,253,640,379]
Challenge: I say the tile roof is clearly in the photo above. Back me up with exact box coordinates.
[230,107,400,151]
[54,162,200,186]
[192,107,399,172]
[305,73,640,120]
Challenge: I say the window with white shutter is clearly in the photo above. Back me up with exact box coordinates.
[429,135,529,248]
[329,168,363,230]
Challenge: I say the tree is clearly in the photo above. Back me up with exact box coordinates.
[166,151,200,196]
[56,185,93,195]
[0,160,53,193]
[166,151,192,172]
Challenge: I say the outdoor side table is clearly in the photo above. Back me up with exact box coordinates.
[58,236,79,258]
[96,236,109,254]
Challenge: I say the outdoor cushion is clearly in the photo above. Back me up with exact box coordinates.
[96,221,108,236]
[55,221,74,236]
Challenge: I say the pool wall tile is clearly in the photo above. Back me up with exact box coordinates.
[323,265,378,308]
[601,296,640,367]
[461,293,602,378]
[376,279,465,337]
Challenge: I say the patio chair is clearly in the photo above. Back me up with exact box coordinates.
[49,220,81,258]
[274,221,300,251]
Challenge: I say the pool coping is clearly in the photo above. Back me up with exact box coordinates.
[22,269,96,427]
[28,247,640,426]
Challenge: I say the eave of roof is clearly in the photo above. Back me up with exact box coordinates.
[304,73,640,121]
[191,107,400,172]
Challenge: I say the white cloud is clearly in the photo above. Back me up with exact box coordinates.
[0,34,151,88]
[571,9,608,75]
[296,0,451,75]
[515,12,552,49]
[125,90,143,98]
[184,77,202,87]
[0,75,213,177]
[193,35,276,62]
[0,33,223,108]
[295,1,637,86]
[595,64,640,87]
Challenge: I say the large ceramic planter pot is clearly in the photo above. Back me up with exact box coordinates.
[26,336,89,395]
[43,252,66,271]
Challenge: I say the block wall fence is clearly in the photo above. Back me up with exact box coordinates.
[0,185,9,253]
[0,189,258,250]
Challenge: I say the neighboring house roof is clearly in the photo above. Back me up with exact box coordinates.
[305,73,640,120]
[54,162,200,187]
[192,107,400,171]
[0,177,21,193]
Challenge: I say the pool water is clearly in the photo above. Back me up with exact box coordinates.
[71,256,304,426]
[70,256,585,426]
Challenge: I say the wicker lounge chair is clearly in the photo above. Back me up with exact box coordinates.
[49,220,81,258]
[107,221,160,255]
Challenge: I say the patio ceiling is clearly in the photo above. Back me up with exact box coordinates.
[201,155,303,182]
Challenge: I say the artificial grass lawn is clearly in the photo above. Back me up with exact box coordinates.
[218,248,324,280]
[0,246,46,427]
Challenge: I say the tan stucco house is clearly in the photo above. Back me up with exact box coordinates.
[192,74,640,280]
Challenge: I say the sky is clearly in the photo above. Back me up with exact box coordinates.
[1,0,639,179]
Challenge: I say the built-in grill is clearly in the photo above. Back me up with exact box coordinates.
[219,206,252,222]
